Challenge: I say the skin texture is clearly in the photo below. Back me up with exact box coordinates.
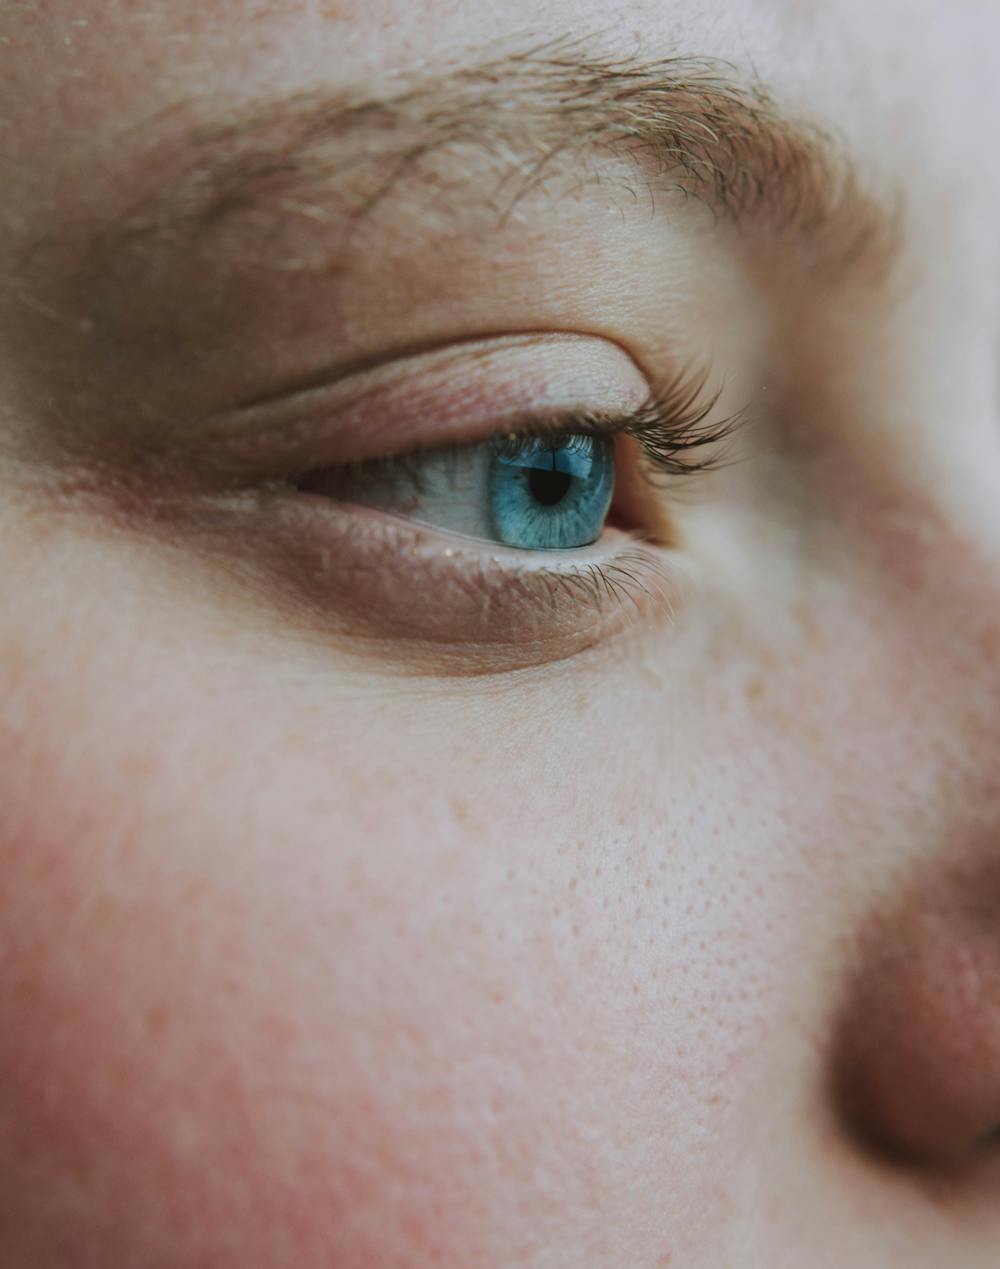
[1,1,1000,1266]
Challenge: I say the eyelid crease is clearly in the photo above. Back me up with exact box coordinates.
[304,362,742,486]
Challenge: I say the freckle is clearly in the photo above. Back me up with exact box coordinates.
[281,728,314,758]
[792,599,827,650]
[119,749,156,779]
[85,895,121,934]
[10,976,39,1008]
[145,1005,169,1037]
[67,1163,92,1196]
[449,795,469,824]
[976,624,1000,660]
[745,675,765,702]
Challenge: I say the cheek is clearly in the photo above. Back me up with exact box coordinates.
[0,621,784,1266]
[0,644,621,1265]
[0,508,850,1268]
[0,673,555,1265]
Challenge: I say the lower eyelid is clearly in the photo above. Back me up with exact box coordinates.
[189,485,689,670]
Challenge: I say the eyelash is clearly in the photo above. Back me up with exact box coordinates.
[297,365,737,493]
[129,359,742,664]
[263,367,738,653]
[582,366,736,477]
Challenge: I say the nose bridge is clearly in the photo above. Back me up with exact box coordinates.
[856,489,1000,772]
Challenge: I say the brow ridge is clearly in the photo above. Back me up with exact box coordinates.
[93,40,897,278]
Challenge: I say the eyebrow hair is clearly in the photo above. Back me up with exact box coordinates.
[93,40,897,281]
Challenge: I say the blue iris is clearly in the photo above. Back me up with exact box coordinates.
[489,434,615,550]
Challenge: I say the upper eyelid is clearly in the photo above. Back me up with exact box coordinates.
[316,370,741,481]
[227,332,651,423]
[151,332,749,511]
[181,333,656,467]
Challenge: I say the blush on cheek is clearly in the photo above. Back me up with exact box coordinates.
[0,793,507,1265]
[0,710,623,1268]
[0,528,787,1267]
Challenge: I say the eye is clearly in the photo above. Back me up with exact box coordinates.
[491,434,614,549]
[300,431,617,551]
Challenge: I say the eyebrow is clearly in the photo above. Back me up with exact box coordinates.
[93,41,897,281]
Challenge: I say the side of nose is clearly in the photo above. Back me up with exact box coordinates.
[825,505,1000,1173]
[834,850,1000,1168]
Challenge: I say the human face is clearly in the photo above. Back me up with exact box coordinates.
[1,1,999,1265]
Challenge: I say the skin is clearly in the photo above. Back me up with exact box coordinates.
[1,1,1000,1265]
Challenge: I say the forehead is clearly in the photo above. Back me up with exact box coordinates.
[0,1,963,237]
[2,0,981,230]
[3,0,997,390]
[3,2,995,404]
[0,0,911,131]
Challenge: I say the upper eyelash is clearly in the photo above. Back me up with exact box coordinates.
[541,366,740,478]
[314,365,740,487]
[616,367,741,475]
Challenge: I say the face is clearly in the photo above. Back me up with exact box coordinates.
[2,1,999,1265]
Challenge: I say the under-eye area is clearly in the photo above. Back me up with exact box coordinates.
[167,471,688,673]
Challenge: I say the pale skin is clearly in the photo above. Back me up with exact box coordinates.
[1,1,999,1265]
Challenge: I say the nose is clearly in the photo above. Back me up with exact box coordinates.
[824,497,1000,1173]
[833,849,1000,1167]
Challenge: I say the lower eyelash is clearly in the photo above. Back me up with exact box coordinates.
[188,487,690,670]
[545,549,680,624]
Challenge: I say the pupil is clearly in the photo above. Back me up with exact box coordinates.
[528,467,573,507]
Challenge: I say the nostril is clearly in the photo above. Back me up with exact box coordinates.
[832,863,1000,1171]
